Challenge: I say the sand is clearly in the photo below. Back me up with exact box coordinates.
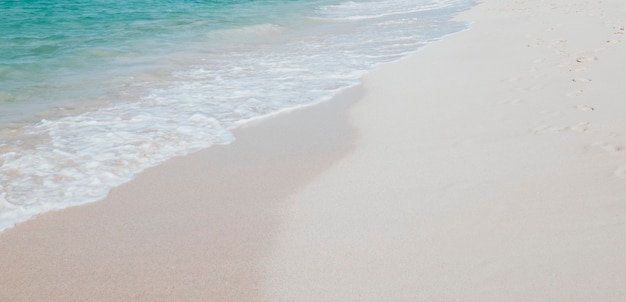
[2,0,626,301]
[263,1,626,300]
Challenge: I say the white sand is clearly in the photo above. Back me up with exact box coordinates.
[0,89,358,301]
[263,0,626,300]
[1,0,625,301]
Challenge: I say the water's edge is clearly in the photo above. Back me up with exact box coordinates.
[0,0,476,232]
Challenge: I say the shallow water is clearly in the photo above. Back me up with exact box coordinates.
[0,0,475,231]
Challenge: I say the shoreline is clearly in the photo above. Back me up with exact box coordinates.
[0,85,361,301]
[0,0,474,231]
[2,0,626,300]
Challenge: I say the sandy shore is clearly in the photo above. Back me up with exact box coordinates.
[263,0,626,300]
[0,86,359,301]
[2,0,626,300]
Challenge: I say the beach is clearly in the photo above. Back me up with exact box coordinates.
[2,0,626,300]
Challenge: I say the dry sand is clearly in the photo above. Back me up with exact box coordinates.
[2,0,626,301]
[264,0,626,300]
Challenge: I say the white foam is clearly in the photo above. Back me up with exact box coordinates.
[316,0,458,21]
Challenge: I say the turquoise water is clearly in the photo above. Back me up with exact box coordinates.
[0,0,475,231]
[0,0,325,122]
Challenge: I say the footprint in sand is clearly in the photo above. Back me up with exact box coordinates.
[591,142,623,153]
[570,122,591,133]
[566,89,584,97]
[532,122,591,134]
[576,55,598,63]
[576,105,595,111]
[546,39,567,53]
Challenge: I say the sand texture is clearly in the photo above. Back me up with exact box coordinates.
[264,0,626,300]
[2,0,626,301]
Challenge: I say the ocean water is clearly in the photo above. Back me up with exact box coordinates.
[0,0,475,231]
